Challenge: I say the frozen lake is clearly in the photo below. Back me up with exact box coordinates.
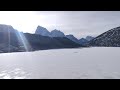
[0,47,120,79]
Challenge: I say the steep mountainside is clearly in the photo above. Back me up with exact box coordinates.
[66,34,79,44]
[88,26,120,47]
[24,33,83,50]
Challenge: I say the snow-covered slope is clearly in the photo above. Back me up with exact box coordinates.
[0,47,120,79]
[88,26,120,47]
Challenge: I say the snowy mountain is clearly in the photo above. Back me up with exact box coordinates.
[78,36,94,45]
[24,33,82,50]
[66,34,79,44]
[0,24,16,33]
[35,26,65,37]
[88,26,120,47]
[0,24,83,53]
[50,29,65,37]
[79,38,88,45]
[0,24,26,52]
[86,36,94,41]
[35,26,95,43]
[35,26,51,37]
[66,34,95,45]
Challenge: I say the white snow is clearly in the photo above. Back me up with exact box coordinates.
[0,47,120,79]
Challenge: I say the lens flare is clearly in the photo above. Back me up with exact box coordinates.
[15,31,32,52]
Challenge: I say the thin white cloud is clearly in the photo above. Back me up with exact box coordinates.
[0,11,120,38]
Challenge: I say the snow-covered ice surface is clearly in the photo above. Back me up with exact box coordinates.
[0,47,120,79]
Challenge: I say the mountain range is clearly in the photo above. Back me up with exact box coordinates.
[0,24,119,53]
[35,25,94,45]
[32,25,120,47]
[35,26,65,37]
[0,24,84,53]
[34,25,120,47]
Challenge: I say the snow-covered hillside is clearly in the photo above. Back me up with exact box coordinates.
[0,47,120,79]
[88,26,120,47]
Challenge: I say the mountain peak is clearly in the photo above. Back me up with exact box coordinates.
[66,34,79,44]
[51,29,63,33]
[51,29,65,37]
[85,36,94,41]
[52,29,60,31]
[37,25,46,29]
[35,25,50,36]
[66,34,74,37]
[79,38,88,45]
[0,24,15,33]
[0,24,12,27]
